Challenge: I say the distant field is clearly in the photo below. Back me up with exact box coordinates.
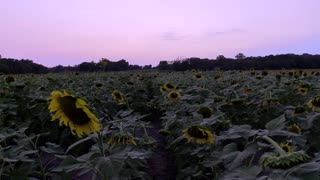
[1,69,320,179]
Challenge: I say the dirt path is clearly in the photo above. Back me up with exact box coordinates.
[146,115,176,180]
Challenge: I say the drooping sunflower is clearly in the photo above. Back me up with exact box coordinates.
[243,87,253,94]
[280,143,292,152]
[197,107,214,118]
[260,136,310,169]
[297,87,308,96]
[194,74,204,80]
[287,124,302,134]
[112,90,126,104]
[160,85,167,93]
[167,91,181,101]
[182,125,214,144]
[107,133,137,146]
[164,83,176,90]
[48,90,101,137]
[292,106,307,117]
[308,96,320,111]
[4,76,15,83]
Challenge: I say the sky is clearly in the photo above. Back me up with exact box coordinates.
[0,0,319,67]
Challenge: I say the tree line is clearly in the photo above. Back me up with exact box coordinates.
[1,53,320,74]
[158,53,320,71]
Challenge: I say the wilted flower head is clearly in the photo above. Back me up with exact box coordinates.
[182,125,214,144]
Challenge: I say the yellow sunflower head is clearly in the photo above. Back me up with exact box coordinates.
[191,69,197,74]
[182,125,214,144]
[4,76,15,83]
[297,87,308,96]
[167,91,181,101]
[292,106,307,117]
[48,90,101,137]
[107,134,137,146]
[112,90,126,104]
[160,85,167,93]
[194,74,204,80]
[280,143,292,152]
[197,107,214,118]
[243,87,253,94]
[308,96,320,111]
[287,124,302,134]
[164,83,176,90]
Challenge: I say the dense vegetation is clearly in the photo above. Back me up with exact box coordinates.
[1,69,320,179]
[1,53,320,74]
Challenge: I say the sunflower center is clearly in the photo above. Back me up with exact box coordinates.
[166,84,174,89]
[170,93,178,98]
[188,126,208,138]
[114,92,122,99]
[58,96,91,125]
[311,98,320,106]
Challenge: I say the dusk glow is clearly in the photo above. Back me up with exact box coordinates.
[1,0,319,67]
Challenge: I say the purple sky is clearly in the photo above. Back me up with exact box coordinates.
[0,0,319,67]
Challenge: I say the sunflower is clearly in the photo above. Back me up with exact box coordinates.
[167,91,181,101]
[280,143,292,152]
[112,90,126,104]
[292,106,307,117]
[160,85,167,93]
[297,87,308,96]
[107,134,137,146]
[182,125,214,144]
[164,83,176,90]
[262,98,279,107]
[48,90,101,137]
[287,124,302,134]
[308,96,320,111]
[243,87,253,94]
[194,74,204,80]
[4,76,15,83]
[197,107,214,118]
[191,69,197,74]
[260,136,310,169]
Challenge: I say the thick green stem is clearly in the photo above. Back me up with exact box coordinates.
[261,136,286,156]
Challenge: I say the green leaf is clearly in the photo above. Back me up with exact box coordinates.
[265,114,286,131]
[65,134,95,154]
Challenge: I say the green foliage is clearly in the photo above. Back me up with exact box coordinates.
[1,69,320,179]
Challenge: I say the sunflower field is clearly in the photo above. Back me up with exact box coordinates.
[1,69,320,179]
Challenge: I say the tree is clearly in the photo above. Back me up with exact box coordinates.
[97,58,110,71]
[157,61,169,70]
[216,55,226,60]
[235,53,246,60]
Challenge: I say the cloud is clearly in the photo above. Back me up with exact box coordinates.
[206,28,246,37]
[160,31,189,41]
